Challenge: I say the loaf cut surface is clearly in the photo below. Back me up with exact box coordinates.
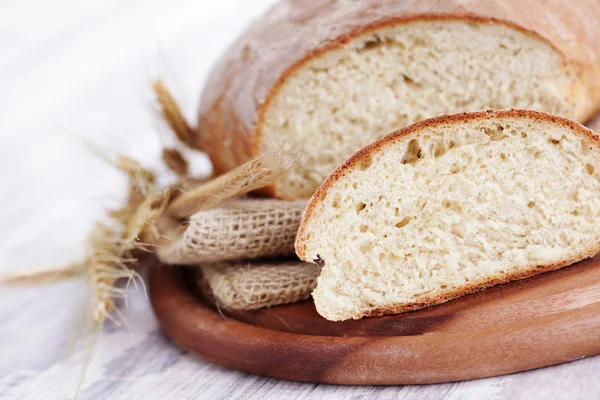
[197,0,600,200]
[295,110,600,321]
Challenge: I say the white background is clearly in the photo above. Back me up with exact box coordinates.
[1,1,598,399]
[0,0,276,272]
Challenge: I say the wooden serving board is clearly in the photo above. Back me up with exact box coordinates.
[149,256,600,385]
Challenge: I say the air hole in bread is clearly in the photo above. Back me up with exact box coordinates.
[528,201,536,208]
[587,164,595,175]
[443,200,463,213]
[359,157,373,171]
[549,138,561,145]
[332,193,341,208]
[395,217,411,229]
[434,142,447,157]
[359,36,385,52]
[356,202,367,213]
[581,139,592,156]
[401,139,423,165]
[402,74,420,87]
[482,126,507,141]
[359,224,368,233]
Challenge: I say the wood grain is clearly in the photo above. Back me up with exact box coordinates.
[149,256,600,385]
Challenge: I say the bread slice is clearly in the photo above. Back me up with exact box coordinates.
[197,0,600,200]
[295,110,600,321]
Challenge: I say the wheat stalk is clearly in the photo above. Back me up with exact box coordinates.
[153,79,194,148]
[1,264,83,285]
[166,148,296,219]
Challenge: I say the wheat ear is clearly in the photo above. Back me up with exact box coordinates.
[152,79,194,148]
[166,148,296,220]
[162,148,189,177]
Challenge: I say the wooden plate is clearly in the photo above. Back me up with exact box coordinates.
[149,256,600,385]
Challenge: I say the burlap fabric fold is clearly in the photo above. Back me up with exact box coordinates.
[200,260,321,310]
[157,198,307,265]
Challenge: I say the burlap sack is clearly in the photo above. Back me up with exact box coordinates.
[157,198,307,265]
[200,260,321,310]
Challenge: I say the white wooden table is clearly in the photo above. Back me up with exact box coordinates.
[1,1,599,398]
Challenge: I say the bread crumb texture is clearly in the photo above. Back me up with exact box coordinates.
[297,111,600,321]
[261,21,581,198]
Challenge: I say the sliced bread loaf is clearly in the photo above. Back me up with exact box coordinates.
[295,110,600,321]
[197,0,600,199]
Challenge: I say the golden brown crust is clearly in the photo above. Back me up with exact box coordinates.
[197,0,600,197]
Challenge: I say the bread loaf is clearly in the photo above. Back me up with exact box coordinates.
[197,0,600,200]
[589,113,600,133]
[295,109,600,321]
